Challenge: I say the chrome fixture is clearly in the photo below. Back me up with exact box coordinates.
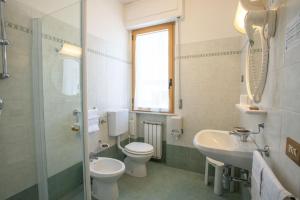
[89,152,98,161]
[257,145,270,157]
[230,123,264,142]
[0,97,3,113]
[89,140,110,161]
[223,166,250,186]
[0,0,9,79]
[71,109,81,132]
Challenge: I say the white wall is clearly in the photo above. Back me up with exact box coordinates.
[180,0,240,44]
[86,0,130,153]
[87,0,129,56]
[240,0,300,197]
[128,0,241,148]
[124,0,183,29]
[124,0,240,43]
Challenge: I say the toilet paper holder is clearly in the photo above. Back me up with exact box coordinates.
[167,116,183,140]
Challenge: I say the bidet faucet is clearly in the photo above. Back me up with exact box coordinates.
[230,123,264,142]
[89,152,98,161]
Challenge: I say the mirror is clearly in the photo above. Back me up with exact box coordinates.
[245,28,269,103]
[61,58,80,96]
[50,58,80,96]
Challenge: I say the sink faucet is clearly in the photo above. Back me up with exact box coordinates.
[230,123,264,142]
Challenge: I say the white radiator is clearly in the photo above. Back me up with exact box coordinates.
[143,121,162,159]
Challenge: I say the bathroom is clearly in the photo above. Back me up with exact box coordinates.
[0,0,300,199]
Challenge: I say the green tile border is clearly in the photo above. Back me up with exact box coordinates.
[176,50,241,60]
[48,162,83,200]
[166,144,206,174]
[6,185,39,200]
[7,143,206,200]
[6,162,83,200]
[5,21,130,64]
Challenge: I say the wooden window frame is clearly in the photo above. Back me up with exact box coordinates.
[132,22,175,113]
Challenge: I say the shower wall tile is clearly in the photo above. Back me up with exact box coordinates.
[0,1,39,199]
[239,0,300,197]
[170,36,241,147]
[280,63,300,113]
[1,1,85,199]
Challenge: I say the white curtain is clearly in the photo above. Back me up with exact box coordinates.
[134,30,169,112]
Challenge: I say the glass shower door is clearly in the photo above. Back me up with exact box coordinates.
[39,2,85,200]
[0,0,86,199]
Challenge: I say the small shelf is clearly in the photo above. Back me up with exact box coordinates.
[235,104,267,114]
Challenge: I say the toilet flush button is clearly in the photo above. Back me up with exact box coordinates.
[286,137,300,166]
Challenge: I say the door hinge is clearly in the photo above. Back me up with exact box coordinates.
[169,78,173,89]
[179,99,183,109]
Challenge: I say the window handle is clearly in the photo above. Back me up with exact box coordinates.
[169,79,173,89]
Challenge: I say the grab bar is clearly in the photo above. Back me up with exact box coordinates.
[0,0,9,79]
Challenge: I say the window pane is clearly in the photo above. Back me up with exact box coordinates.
[134,30,169,112]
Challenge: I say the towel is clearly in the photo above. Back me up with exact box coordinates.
[88,108,100,133]
[251,151,265,200]
[251,151,295,200]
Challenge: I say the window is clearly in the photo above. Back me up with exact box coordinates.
[132,23,174,113]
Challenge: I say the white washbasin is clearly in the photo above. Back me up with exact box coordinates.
[193,129,257,170]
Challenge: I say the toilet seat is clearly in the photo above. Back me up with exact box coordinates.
[124,142,153,155]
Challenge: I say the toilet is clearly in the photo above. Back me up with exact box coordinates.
[90,157,125,200]
[108,110,154,177]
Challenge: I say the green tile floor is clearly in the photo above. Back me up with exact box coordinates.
[117,162,241,200]
[63,162,241,200]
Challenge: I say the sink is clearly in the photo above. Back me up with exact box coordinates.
[193,129,257,170]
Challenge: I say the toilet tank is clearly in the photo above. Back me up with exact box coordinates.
[107,109,129,136]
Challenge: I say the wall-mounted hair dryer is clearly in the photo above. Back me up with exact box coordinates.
[245,9,277,46]
[234,0,277,45]
[234,0,277,103]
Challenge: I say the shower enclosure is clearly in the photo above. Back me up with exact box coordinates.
[0,0,87,199]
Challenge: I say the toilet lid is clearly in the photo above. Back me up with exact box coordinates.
[125,142,153,154]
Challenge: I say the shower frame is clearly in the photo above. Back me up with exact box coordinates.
[0,0,9,79]
[31,0,91,199]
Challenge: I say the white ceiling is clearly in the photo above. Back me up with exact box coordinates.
[16,0,79,15]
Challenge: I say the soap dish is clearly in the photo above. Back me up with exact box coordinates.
[235,104,267,114]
